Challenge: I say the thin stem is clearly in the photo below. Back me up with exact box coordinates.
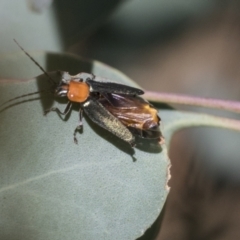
[144,91,240,113]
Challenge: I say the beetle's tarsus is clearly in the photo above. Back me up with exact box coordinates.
[74,137,78,144]
[73,124,83,144]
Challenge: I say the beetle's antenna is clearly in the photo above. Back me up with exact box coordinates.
[13,39,56,86]
[0,40,56,109]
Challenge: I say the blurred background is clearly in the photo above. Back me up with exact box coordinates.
[2,0,240,239]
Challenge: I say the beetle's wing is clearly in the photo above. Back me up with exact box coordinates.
[86,79,144,95]
[127,126,161,139]
[100,93,162,139]
[83,98,135,146]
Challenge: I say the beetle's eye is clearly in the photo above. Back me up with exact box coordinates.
[54,82,69,97]
[55,89,67,97]
[55,86,68,97]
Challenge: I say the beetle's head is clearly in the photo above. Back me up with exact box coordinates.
[54,81,69,97]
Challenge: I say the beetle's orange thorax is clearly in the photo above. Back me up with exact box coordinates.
[67,81,90,103]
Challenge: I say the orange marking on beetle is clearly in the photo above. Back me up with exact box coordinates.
[67,81,90,103]
[143,104,160,123]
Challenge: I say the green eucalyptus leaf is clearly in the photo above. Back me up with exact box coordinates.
[0,52,169,240]
[162,109,240,146]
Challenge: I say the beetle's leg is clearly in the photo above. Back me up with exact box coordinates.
[78,73,95,82]
[90,73,96,80]
[73,107,83,144]
[44,101,72,116]
[70,73,95,82]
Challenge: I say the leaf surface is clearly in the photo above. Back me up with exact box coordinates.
[0,52,169,240]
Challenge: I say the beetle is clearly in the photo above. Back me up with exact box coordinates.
[3,40,162,147]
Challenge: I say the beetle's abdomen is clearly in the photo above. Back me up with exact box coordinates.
[67,81,90,103]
